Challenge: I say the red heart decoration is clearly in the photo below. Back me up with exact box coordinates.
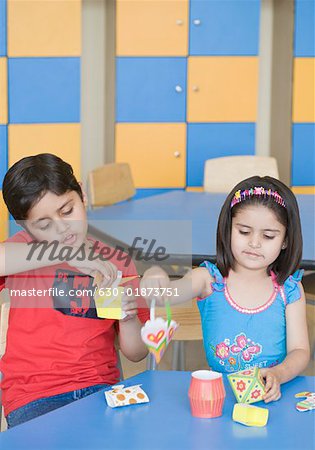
[168,327,175,339]
[147,330,165,344]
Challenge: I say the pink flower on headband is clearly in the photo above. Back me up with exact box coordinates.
[230,186,286,209]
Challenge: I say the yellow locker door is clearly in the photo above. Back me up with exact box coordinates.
[116,0,189,56]
[116,123,186,188]
[292,58,315,122]
[187,56,258,122]
[8,124,81,180]
[0,58,7,124]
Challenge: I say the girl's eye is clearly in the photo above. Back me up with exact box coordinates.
[62,208,73,216]
[264,235,275,240]
[39,223,51,231]
[239,230,249,235]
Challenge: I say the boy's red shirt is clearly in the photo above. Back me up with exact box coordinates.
[0,231,148,416]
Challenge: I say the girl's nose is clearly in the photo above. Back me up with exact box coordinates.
[248,237,262,248]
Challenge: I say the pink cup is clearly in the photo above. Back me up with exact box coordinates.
[188,370,226,418]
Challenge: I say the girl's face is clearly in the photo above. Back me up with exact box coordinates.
[231,204,286,273]
[25,190,88,246]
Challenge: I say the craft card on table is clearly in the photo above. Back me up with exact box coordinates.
[232,403,269,427]
[228,367,265,404]
[295,392,315,412]
[105,385,149,408]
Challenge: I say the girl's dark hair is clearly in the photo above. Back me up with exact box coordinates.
[216,176,302,285]
[2,153,83,221]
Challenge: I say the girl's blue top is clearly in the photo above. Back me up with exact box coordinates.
[197,261,303,373]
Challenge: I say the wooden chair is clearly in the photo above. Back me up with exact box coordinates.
[88,163,136,207]
[0,298,9,432]
[155,300,203,370]
[203,155,279,193]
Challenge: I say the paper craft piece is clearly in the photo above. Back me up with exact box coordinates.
[232,403,269,427]
[105,384,149,408]
[94,271,127,320]
[295,392,315,412]
[141,299,178,364]
[228,367,265,404]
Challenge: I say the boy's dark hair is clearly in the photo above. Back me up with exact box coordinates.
[216,176,302,285]
[2,153,83,221]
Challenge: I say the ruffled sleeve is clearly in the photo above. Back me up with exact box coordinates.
[283,269,304,305]
[200,261,225,292]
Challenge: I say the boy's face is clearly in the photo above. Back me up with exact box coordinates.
[25,190,88,246]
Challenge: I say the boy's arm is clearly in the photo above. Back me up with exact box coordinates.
[118,316,148,362]
[117,278,148,361]
[140,266,213,305]
[0,241,117,287]
[261,284,310,403]
[0,242,65,276]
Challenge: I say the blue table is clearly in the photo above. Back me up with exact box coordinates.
[87,191,315,269]
[0,371,314,450]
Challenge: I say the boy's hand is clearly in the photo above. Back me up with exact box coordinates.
[68,240,118,287]
[140,266,170,305]
[121,286,138,322]
[260,368,281,403]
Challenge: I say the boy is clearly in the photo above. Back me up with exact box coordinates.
[0,153,148,428]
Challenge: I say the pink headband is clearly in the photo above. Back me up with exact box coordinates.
[231,187,286,209]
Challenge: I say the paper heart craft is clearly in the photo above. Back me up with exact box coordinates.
[141,299,178,364]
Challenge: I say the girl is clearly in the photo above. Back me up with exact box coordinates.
[141,176,310,403]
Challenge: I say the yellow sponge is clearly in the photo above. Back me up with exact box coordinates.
[232,403,269,427]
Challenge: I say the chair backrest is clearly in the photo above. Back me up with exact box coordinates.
[88,163,136,207]
[0,299,9,432]
[156,300,202,341]
[0,302,9,360]
[203,156,279,193]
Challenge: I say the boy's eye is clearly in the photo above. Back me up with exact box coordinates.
[62,208,73,216]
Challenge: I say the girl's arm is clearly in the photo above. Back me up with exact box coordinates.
[261,283,310,402]
[119,265,214,361]
[276,284,310,381]
[140,265,213,305]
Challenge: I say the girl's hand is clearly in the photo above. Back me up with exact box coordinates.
[140,266,170,305]
[260,368,281,403]
[121,286,138,322]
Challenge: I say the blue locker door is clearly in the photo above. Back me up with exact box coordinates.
[189,0,260,56]
[187,123,256,186]
[292,124,315,186]
[294,0,315,57]
[116,57,187,122]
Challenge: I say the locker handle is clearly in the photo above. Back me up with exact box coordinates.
[175,85,183,93]
[192,85,199,92]
[193,19,201,26]
[176,19,184,26]
[174,151,181,158]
